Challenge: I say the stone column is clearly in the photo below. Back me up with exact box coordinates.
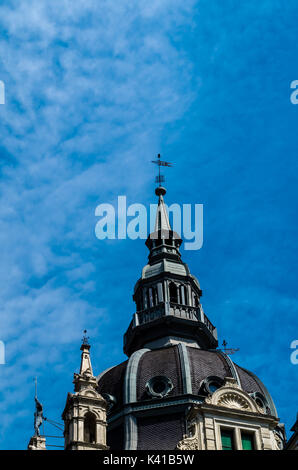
[157,282,163,302]
[187,285,192,306]
[78,417,84,442]
[96,419,107,445]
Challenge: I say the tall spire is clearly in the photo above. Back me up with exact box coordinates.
[151,153,174,235]
[154,186,171,232]
[124,180,218,357]
[73,330,95,392]
[145,184,182,263]
[79,330,93,377]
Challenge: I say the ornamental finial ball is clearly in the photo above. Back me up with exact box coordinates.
[155,186,166,197]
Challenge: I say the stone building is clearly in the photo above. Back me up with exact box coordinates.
[27,184,288,451]
[62,335,109,450]
[94,185,285,450]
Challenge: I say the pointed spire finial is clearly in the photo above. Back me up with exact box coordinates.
[74,330,95,391]
[151,153,174,230]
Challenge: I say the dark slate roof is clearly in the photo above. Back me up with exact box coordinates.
[137,413,185,450]
[187,347,231,393]
[136,346,183,401]
[97,359,128,411]
[97,344,277,414]
[235,364,264,394]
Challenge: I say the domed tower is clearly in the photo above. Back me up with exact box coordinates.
[97,185,284,451]
[124,185,217,356]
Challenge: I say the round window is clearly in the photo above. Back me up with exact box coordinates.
[101,393,117,413]
[250,392,268,413]
[152,378,167,394]
[199,376,224,395]
[208,381,221,393]
[256,397,264,408]
[146,376,174,398]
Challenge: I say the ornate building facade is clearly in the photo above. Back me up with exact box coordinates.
[95,185,284,451]
[62,337,108,450]
[28,184,287,450]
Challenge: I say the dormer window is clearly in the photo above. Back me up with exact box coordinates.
[250,392,270,414]
[199,376,224,395]
[146,376,174,398]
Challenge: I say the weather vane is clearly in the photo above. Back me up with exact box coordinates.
[82,329,90,345]
[151,154,173,187]
[219,340,239,355]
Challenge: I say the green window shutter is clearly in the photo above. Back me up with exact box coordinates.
[221,430,234,450]
[241,433,254,450]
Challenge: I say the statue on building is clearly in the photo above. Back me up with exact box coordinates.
[27,379,46,450]
[34,397,43,437]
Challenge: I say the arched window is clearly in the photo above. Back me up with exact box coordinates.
[84,412,96,444]
[169,282,178,303]
[146,289,151,308]
[152,287,158,306]
[184,286,188,305]
[147,288,154,308]
[136,296,143,312]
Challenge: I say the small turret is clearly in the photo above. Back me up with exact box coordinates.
[62,331,109,450]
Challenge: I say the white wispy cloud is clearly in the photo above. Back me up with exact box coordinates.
[0,0,198,448]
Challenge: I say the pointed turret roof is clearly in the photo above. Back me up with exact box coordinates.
[73,331,97,393]
[79,332,93,377]
[154,186,171,232]
[145,185,182,263]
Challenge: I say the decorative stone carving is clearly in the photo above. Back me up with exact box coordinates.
[273,431,283,450]
[217,392,251,411]
[256,403,266,415]
[223,377,241,389]
[176,434,200,450]
[204,377,262,414]
[62,339,108,450]
[176,415,201,450]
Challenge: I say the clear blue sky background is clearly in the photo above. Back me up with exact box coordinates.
[0,0,297,450]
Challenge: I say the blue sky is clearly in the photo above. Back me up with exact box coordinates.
[0,0,297,450]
